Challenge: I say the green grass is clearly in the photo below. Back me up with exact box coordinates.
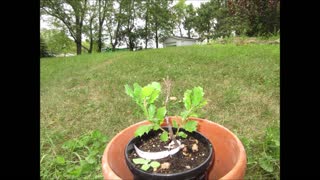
[41,43,279,179]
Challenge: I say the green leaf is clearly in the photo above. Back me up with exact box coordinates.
[80,160,94,174]
[183,120,198,132]
[189,113,198,118]
[198,100,207,108]
[91,130,102,139]
[149,82,161,103]
[274,139,280,147]
[180,111,189,120]
[156,107,166,124]
[148,104,156,120]
[149,89,160,104]
[191,87,204,107]
[101,136,108,143]
[55,156,65,165]
[62,140,77,150]
[86,156,96,164]
[133,83,142,104]
[141,164,150,171]
[141,86,154,98]
[125,84,134,98]
[134,125,153,137]
[150,161,161,168]
[172,120,178,128]
[132,158,150,165]
[258,156,274,173]
[160,131,169,142]
[150,82,161,91]
[183,89,192,110]
[68,166,82,177]
[177,131,188,138]
[153,124,160,131]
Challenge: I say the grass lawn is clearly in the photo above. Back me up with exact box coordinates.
[41,43,279,179]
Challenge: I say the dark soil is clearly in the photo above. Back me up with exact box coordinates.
[128,129,210,174]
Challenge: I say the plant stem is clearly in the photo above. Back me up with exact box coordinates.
[176,126,181,136]
[163,76,178,147]
[159,126,167,133]
[143,99,148,118]
[165,116,178,147]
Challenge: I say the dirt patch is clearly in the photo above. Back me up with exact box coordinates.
[128,130,210,174]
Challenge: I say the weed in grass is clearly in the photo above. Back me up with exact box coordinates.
[40,130,108,179]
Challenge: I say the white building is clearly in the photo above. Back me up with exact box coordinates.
[163,36,198,47]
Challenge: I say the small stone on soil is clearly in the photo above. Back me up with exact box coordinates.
[161,162,171,170]
[192,144,199,152]
[185,165,191,169]
[152,144,155,147]
[182,146,188,152]
[153,167,158,172]
[191,158,194,160]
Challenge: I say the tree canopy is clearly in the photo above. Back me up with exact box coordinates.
[40,0,280,55]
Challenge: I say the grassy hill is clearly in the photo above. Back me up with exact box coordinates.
[41,43,279,179]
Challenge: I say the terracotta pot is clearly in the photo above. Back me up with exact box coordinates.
[102,117,247,180]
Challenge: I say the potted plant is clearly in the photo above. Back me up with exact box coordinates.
[102,80,247,180]
[123,79,213,179]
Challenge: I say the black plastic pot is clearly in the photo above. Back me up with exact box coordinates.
[125,127,214,180]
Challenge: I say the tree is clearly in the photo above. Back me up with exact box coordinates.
[97,0,109,52]
[40,35,50,58]
[106,0,126,51]
[41,0,88,55]
[41,29,75,56]
[149,0,173,48]
[183,4,196,38]
[83,0,98,53]
[172,0,187,37]
[195,0,217,42]
[194,0,231,42]
[121,0,138,51]
[141,0,152,49]
[227,0,280,36]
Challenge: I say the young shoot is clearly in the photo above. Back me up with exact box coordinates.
[125,82,169,142]
[174,86,207,138]
[125,81,207,142]
[132,158,161,171]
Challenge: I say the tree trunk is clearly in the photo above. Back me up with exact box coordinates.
[97,23,103,52]
[97,0,104,53]
[187,29,191,38]
[76,40,82,55]
[155,23,158,49]
[76,17,82,55]
[155,30,158,48]
[111,44,116,52]
[89,18,93,54]
[89,37,93,53]
[145,38,148,49]
[145,15,148,49]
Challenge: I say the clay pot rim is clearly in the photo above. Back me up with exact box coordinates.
[189,117,247,179]
[124,127,214,177]
[102,117,246,180]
